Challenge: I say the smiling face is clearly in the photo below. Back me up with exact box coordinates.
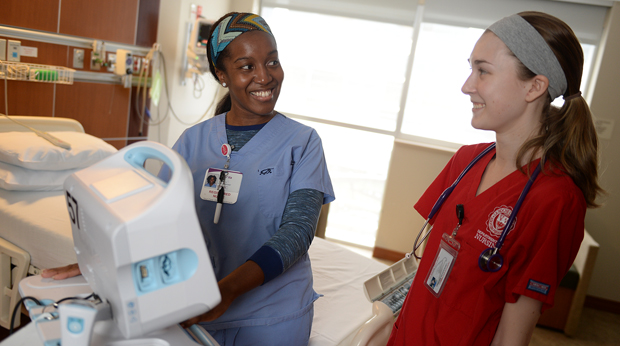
[461,32,535,135]
[215,31,284,125]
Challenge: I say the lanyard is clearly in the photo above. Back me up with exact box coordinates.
[479,163,540,272]
[407,142,541,273]
[213,144,231,224]
[408,143,496,259]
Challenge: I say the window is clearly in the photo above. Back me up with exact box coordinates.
[400,23,494,146]
[262,8,411,247]
[261,3,603,248]
[262,7,413,131]
[298,119,394,247]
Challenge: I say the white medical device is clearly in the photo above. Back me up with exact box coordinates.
[62,140,221,342]
[114,49,132,76]
[347,256,418,345]
[186,18,213,75]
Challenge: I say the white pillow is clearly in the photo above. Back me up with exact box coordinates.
[0,131,117,171]
[0,161,79,191]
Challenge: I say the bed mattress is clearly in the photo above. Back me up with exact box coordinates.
[309,237,389,346]
[0,189,77,269]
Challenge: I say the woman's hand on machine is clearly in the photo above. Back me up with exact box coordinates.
[41,263,82,280]
[180,260,265,328]
[180,282,235,327]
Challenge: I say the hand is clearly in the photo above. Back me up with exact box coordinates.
[179,261,264,328]
[41,263,81,280]
[180,282,235,327]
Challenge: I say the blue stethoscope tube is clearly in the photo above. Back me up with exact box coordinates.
[478,163,540,272]
[407,143,541,273]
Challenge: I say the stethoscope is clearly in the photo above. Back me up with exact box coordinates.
[406,143,541,272]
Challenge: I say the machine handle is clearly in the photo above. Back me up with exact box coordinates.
[124,143,179,172]
[189,324,220,346]
[349,301,394,346]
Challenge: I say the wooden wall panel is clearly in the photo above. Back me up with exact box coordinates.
[0,0,59,33]
[0,81,54,116]
[2,0,160,150]
[58,0,139,45]
[136,0,161,47]
[55,82,130,139]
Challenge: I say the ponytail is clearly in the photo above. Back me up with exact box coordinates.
[215,92,232,115]
[518,96,602,207]
[515,11,604,207]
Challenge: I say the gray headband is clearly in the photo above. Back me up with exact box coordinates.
[488,15,567,100]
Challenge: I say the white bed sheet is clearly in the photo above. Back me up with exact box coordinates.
[0,188,76,269]
[309,237,389,346]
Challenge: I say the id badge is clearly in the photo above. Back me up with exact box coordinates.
[200,168,242,203]
[424,233,461,298]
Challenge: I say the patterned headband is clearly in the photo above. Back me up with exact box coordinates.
[209,13,273,68]
[488,14,567,99]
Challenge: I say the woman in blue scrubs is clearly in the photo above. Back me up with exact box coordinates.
[44,12,335,346]
[166,12,335,345]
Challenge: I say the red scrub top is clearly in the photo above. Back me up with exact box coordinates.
[387,143,585,346]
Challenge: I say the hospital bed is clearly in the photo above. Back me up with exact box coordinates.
[0,116,402,345]
[0,116,112,329]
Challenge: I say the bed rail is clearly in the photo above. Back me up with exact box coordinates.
[0,237,30,329]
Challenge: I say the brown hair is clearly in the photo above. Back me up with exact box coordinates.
[514,11,603,207]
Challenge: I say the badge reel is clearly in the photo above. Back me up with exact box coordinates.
[199,144,243,224]
[424,204,464,298]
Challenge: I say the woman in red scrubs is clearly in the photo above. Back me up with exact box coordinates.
[388,11,603,346]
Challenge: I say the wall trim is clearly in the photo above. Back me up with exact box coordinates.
[585,295,620,314]
[373,246,407,263]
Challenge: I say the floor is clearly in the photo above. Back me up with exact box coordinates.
[531,308,620,345]
[337,241,620,346]
[0,313,30,341]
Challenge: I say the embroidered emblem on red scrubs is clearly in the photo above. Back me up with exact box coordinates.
[527,279,550,295]
[486,205,516,238]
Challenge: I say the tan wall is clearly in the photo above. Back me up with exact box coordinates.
[375,141,454,254]
[582,2,620,303]
[375,3,620,303]
[150,0,259,148]
[149,0,231,147]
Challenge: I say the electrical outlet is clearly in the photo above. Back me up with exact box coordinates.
[90,51,102,70]
[7,40,20,62]
[594,118,615,140]
[107,53,116,72]
[73,49,84,69]
[132,55,142,74]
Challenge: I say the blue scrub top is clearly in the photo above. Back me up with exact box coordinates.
[162,113,335,329]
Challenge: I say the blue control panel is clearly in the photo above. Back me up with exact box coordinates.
[133,249,198,295]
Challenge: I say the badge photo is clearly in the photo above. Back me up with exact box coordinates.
[200,168,243,203]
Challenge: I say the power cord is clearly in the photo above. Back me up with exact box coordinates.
[9,296,41,335]
[9,293,97,335]
[150,50,217,127]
